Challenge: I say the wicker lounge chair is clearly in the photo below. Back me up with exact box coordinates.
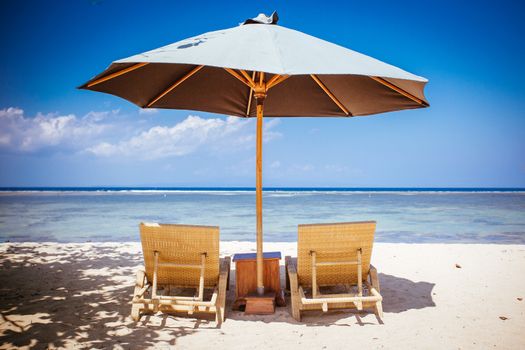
[131,223,230,325]
[285,221,383,322]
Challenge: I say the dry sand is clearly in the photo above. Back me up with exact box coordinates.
[0,242,524,349]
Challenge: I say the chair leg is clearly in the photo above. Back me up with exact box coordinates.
[369,265,383,322]
[215,305,224,326]
[131,304,141,321]
[131,269,146,321]
[291,293,301,321]
[375,301,384,320]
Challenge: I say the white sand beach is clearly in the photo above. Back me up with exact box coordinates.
[1,242,524,349]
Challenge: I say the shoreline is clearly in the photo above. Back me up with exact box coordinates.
[1,242,524,349]
[4,241,525,246]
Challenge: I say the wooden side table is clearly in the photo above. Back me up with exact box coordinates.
[232,252,282,313]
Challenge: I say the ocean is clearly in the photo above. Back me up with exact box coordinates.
[0,188,524,243]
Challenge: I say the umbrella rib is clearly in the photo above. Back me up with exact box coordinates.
[266,74,281,88]
[239,70,256,87]
[224,68,254,88]
[310,74,351,116]
[370,76,428,106]
[86,62,148,87]
[266,75,289,90]
[145,65,204,107]
[245,71,256,117]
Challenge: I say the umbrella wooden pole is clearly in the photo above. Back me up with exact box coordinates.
[254,77,266,295]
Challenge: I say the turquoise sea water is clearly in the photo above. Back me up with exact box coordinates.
[0,188,524,243]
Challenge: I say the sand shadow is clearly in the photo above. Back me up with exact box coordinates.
[0,246,437,348]
[0,245,203,349]
[378,273,436,313]
[226,265,436,326]
[297,272,436,326]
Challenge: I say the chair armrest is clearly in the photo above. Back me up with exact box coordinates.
[369,264,380,292]
[135,269,146,288]
[216,257,230,325]
[286,256,302,321]
[220,256,231,276]
[220,257,231,288]
[285,256,298,290]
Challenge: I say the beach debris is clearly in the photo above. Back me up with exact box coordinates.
[499,316,508,320]
[517,297,523,301]
[455,263,462,269]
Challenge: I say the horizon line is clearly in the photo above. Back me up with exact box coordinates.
[1,186,524,191]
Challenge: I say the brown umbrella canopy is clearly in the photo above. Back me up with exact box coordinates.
[80,63,427,117]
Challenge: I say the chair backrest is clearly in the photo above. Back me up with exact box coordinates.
[139,223,220,288]
[297,221,376,287]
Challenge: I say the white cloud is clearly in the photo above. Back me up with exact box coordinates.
[324,164,349,173]
[0,107,110,152]
[324,164,364,176]
[263,118,282,142]
[138,108,159,115]
[83,109,120,122]
[87,115,282,160]
[296,164,314,172]
[0,107,282,160]
[286,163,315,172]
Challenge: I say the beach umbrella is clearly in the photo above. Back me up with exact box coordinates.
[79,12,429,295]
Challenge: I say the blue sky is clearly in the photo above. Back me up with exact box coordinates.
[0,0,524,187]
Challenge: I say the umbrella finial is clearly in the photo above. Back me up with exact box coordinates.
[242,11,279,25]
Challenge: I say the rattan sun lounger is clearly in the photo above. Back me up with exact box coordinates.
[131,223,230,325]
[285,221,383,322]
